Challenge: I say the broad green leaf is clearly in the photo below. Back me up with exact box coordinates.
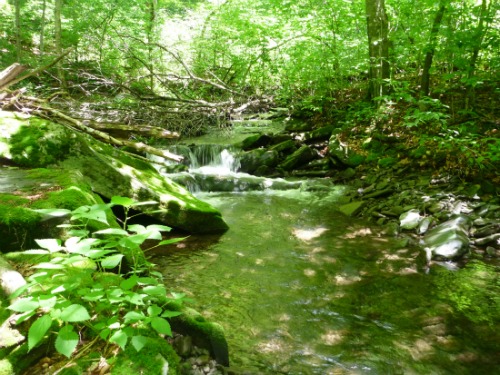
[121,233,149,245]
[111,196,136,207]
[101,254,124,269]
[127,224,146,233]
[28,315,52,351]
[158,237,188,246]
[147,304,162,317]
[55,325,79,358]
[35,239,63,253]
[160,310,182,318]
[150,317,172,336]
[19,249,49,255]
[65,237,99,253]
[94,228,129,236]
[99,327,110,340]
[15,311,36,324]
[80,289,105,302]
[32,262,65,270]
[131,335,148,352]
[60,304,91,322]
[125,293,145,306]
[38,295,57,309]
[34,208,71,218]
[143,285,166,297]
[10,282,31,299]
[124,311,146,323]
[130,200,158,207]
[9,297,39,313]
[120,275,139,291]
[146,224,172,232]
[109,329,128,349]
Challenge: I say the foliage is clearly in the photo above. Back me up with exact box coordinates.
[8,196,186,359]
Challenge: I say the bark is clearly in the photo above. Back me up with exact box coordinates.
[85,121,180,139]
[39,0,47,60]
[0,255,26,297]
[365,0,390,101]
[35,105,184,162]
[0,64,26,90]
[54,0,66,89]
[15,0,21,62]
[420,2,447,97]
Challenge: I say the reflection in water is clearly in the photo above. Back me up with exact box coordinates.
[151,190,499,374]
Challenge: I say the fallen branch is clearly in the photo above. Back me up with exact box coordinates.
[85,121,180,139]
[0,63,27,91]
[35,105,184,162]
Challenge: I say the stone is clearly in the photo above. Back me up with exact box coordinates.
[399,209,421,230]
[422,215,471,261]
[303,125,336,143]
[278,145,317,171]
[328,136,364,167]
[339,201,366,217]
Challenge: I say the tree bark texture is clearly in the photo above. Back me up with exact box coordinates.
[365,0,390,101]
[420,2,447,97]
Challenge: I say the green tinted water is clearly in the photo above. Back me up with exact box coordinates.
[151,189,499,374]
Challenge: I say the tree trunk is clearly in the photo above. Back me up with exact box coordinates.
[465,0,490,109]
[420,2,447,97]
[365,0,390,102]
[54,0,67,89]
[39,0,47,60]
[14,0,21,61]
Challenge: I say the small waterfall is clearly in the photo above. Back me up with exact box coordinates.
[188,145,240,174]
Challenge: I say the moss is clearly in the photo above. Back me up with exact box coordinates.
[8,117,74,167]
[111,337,179,375]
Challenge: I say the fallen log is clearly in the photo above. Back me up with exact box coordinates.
[85,121,180,139]
[0,63,27,91]
[35,105,184,162]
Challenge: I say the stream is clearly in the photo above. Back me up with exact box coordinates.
[150,133,499,374]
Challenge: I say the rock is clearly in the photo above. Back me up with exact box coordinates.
[239,134,272,150]
[399,209,421,230]
[328,137,364,167]
[473,233,500,246]
[278,145,318,171]
[422,215,471,261]
[268,139,297,153]
[303,125,335,143]
[339,201,366,217]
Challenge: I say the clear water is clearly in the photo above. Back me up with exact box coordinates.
[151,189,499,374]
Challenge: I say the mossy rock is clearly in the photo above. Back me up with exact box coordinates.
[111,337,180,375]
[165,301,229,367]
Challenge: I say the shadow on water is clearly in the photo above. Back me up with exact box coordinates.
[150,189,499,374]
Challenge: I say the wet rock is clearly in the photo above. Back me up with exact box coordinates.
[422,215,471,261]
[399,209,421,230]
[303,125,335,143]
[239,149,266,174]
[473,233,500,246]
[269,139,297,153]
[278,145,318,171]
[239,134,272,150]
[328,137,364,167]
[339,201,367,216]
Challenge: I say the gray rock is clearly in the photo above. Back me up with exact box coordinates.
[422,215,471,261]
[399,209,421,230]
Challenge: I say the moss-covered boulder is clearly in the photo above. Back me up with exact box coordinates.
[0,110,228,234]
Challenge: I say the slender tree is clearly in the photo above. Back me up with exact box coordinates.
[54,0,66,88]
[365,0,390,101]
[420,1,447,97]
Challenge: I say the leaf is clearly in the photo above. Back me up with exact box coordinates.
[124,311,145,323]
[19,249,49,255]
[147,304,162,317]
[146,224,172,232]
[109,329,128,349]
[158,237,188,246]
[94,228,129,236]
[127,224,146,233]
[55,325,79,358]
[60,304,91,322]
[143,285,166,297]
[9,297,39,313]
[38,295,57,309]
[34,208,72,218]
[131,335,148,352]
[150,317,172,336]
[32,262,65,270]
[161,310,182,318]
[28,315,52,351]
[65,237,99,254]
[111,196,136,207]
[35,239,63,253]
[120,275,139,291]
[100,254,124,269]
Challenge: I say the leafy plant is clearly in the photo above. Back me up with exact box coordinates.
[8,196,186,358]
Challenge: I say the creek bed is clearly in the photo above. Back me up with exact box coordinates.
[151,189,499,374]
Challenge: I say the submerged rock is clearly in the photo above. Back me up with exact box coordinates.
[422,215,471,261]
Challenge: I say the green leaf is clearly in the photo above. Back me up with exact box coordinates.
[147,304,162,317]
[28,315,52,351]
[9,297,39,313]
[146,224,172,232]
[94,228,129,236]
[34,208,72,218]
[35,239,63,253]
[111,196,136,207]
[19,249,49,255]
[55,325,79,358]
[124,311,146,323]
[150,317,172,336]
[60,304,91,322]
[158,237,188,246]
[143,285,166,297]
[131,335,148,352]
[32,262,65,269]
[120,275,139,291]
[160,310,182,318]
[101,254,124,269]
[80,289,105,302]
[127,224,146,233]
[109,329,128,349]
[38,295,57,309]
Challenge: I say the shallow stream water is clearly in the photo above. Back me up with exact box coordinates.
[151,187,498,374]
